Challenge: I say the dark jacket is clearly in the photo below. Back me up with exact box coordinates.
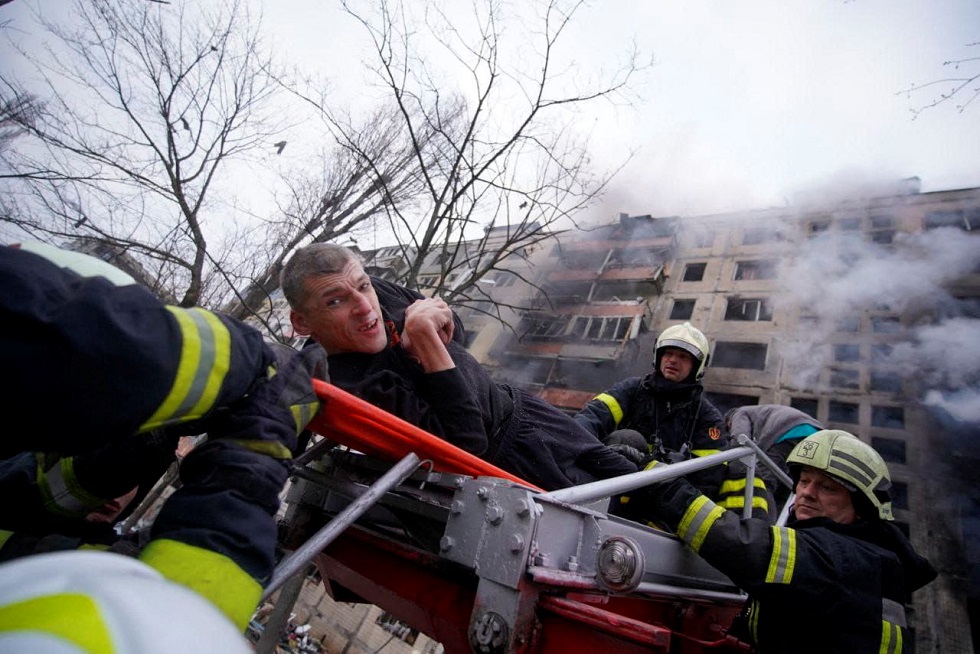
[575,373,728,456]
[574,373,729,499]
[318,277,638,490]
[1,244,311,629]
[648,477,937,653]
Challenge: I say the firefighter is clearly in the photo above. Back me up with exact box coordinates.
[725,404,825,511]
[281,243,639,491]
[639,430,937,653]
[0,242,326,645]
[574,322,748,506]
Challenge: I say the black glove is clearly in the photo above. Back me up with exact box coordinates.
[608,443,647,467]
[202,343,327,458]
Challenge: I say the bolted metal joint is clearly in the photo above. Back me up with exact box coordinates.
[469,611,510,654]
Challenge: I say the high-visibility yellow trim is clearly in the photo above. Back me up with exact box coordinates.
[718,477,767,494]
[0,592,113,654]
[140,307,232,431]
[38,458,103,517]
[765,527,796,584]
[140,538,260,631]
[691,448,723,458]
[227,439,293,460]
[0,530,12,550]
[291,400,321,434]
[880,619,902,654]
[718,495,770,513]
[594,393,623,426]
[676,495,724,552]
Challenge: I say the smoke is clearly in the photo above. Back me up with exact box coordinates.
[777,225,980,422]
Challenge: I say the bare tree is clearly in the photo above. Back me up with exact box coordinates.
[335,0,646,312]
[0,0,288,307]
[899,41,980,118]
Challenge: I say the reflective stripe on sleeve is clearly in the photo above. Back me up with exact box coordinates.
[765,526,796,584]
[140,538,261,631]
[0,593,113,654]
[691,448,723,458]
[594,393,624,426]
[880,619,903,654]
[676,495,725,553]
[140,307,232,431]
[38,458,104,517]
[718,477,767,494]
[717,495,770,513]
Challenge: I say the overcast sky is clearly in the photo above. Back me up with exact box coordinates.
[262,0,980,219]
[4,0,978,223]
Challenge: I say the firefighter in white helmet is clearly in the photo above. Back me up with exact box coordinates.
[574,322,737,508]
[639,429,937,652]
[0,243,326,647]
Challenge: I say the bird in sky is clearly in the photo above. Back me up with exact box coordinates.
[274,141,287,155]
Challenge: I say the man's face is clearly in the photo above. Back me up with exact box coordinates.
[289,260,388,355]
[659,346,696,382]
[793,467,857,524]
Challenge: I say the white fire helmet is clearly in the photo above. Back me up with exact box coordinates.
[786,429,894,521]
[0,551,252,653]
[655,322,711,381]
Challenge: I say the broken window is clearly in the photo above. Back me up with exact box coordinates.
[836,316,860,332]
[924,208,979,231]
[670,299,696,320]
[524,315,569,339]
[834,344,860,362]
[790,397,819,419]
[712,341,768,370]
[828,401,859,424]
[870,370,902,393]
[807,218,831,237]
[871,343,894,362]
[871,436,906,464]
[871,316,901,334]
[890,481,909,510]
[724,297,773,321]
[872,405,905,429]
[704,392,758,418]
[830,368,860,389]
[733,260,778,281]
[683,262,707,282]
[569,315,638,342]
[869,215,895,244]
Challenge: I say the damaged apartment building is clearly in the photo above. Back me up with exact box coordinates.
[390,179,978,653]
[261,180,978,653]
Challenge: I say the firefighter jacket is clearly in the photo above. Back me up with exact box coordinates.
[647,477,937,653]
[575,373,729,498]
[317,277,639,490]
[0,244,323,630]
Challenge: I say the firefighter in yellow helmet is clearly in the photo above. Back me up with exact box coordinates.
[574,322,739,508]
[0,243,326,648]
[639,430,937,652]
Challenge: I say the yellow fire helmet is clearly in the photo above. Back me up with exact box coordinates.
[787,429,894,520]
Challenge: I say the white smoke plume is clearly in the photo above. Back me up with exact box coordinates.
[776,226,980,421]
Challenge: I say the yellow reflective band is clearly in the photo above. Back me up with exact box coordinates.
[880,620,902,654]
[38,458,104,517]
[748,599,760,643]
[227,439,293,460]
[0,592,113,654]
[140,538,261,631]
[676,495,724,552]
[594,393,624,426]
[718,496,769,513]
[290,400,321,434]
[691,448,722,458]
[765,527,796,584]
[140,307,232,431]
[718,476,767,494]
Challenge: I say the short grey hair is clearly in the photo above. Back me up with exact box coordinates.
[280,243,362,310]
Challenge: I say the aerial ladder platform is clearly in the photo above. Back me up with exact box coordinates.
[272,380,776,653]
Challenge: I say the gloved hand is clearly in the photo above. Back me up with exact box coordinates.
[608,443,647,467]
[202,343,328,458]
